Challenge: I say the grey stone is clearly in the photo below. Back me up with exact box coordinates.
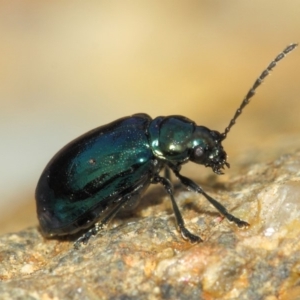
[1,151,300,300]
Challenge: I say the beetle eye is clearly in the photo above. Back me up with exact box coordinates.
[193,146,204,157]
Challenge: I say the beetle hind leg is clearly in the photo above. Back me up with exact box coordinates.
[74,196,131,249]
[74,225,99,249]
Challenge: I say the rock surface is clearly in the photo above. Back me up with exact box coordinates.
[1,150,300,300]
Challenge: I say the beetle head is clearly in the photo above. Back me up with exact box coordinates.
[190,127,229,175]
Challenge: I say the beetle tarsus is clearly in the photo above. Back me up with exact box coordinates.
[180,226,203,243]
[74,227,96,249]
[226,214,250,228]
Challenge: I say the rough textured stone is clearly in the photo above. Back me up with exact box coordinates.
[1,150,300,300]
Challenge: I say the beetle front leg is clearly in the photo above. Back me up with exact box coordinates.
[170,167,249,229]
[152,175,202,243]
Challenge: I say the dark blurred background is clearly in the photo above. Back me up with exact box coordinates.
[1,1,299,234]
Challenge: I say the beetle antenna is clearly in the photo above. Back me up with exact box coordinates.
[221,43,298,140]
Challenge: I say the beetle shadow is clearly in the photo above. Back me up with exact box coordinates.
[117,185,167,219]
[36,226,92,244]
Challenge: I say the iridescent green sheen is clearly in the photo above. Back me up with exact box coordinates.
[148,116,196,162]
[36,114,161,236]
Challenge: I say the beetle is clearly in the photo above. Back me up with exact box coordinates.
[35,43,297,247]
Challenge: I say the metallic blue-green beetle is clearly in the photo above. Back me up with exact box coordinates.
[35,44,297,246]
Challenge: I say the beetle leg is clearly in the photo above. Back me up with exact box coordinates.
[164,166,171,181]
[152,175,202,244]
[170,167,249,229]
[74,196,131,249]
[74,227,96,249]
